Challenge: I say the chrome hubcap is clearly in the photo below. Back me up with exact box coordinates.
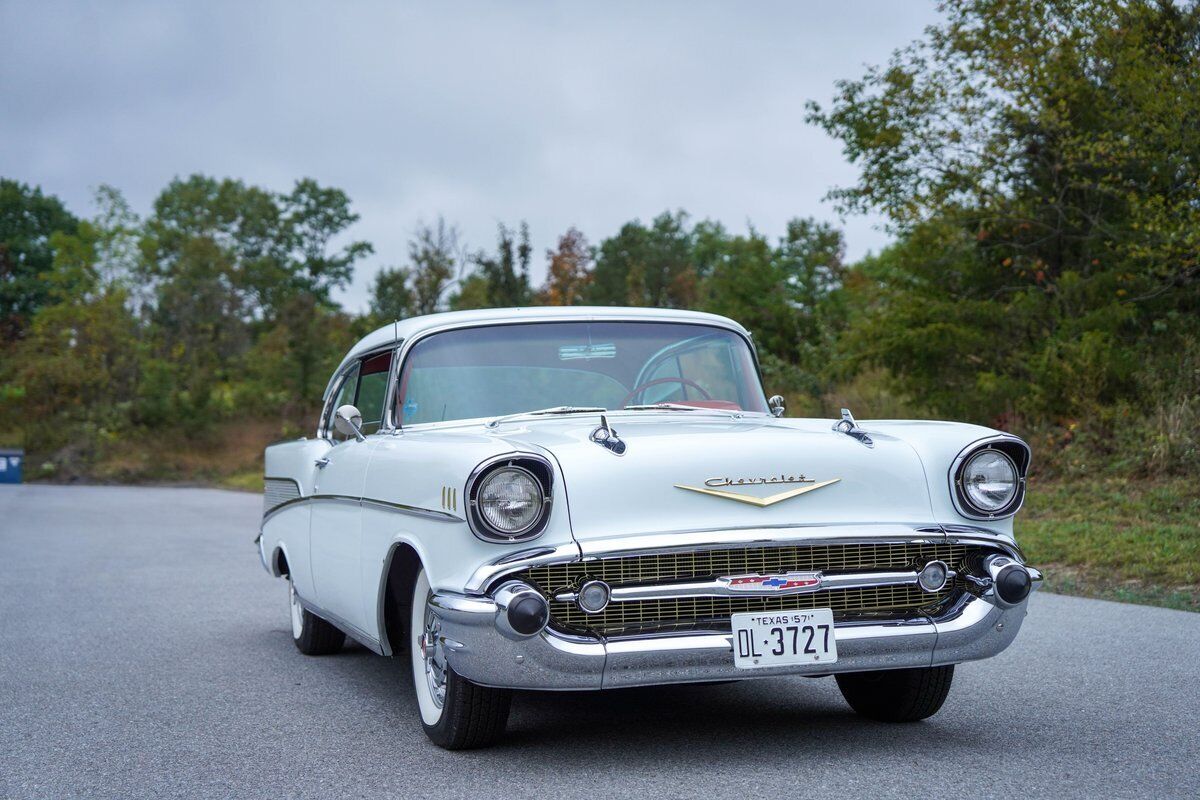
[420,602,447,709]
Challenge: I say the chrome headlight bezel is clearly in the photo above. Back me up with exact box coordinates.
[949,435,1030,520]
[466,453,554,543]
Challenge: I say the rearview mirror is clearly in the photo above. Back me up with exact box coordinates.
[768,395,786,418]
[333,404,365,441]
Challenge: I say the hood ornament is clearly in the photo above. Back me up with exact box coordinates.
[675,477,840,507]
[833,407,874,448]
[589,415,626,456]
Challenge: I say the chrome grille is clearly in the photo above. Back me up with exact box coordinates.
[518,541,977,636]
[263,478,301,516]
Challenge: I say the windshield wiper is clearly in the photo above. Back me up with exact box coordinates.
[622,403,744,418]
[485,406,607,429]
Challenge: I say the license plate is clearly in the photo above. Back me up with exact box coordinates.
[731,608,838,669]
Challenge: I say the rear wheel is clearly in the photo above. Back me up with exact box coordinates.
[289,578,345,655]
[410,568,512,749]
[835,665,954,722]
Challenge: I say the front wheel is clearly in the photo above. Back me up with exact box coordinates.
[410,568,512,749]
[835,665,954,722]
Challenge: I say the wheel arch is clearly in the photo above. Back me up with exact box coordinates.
[270,542,292,578]
[378,540,423,656]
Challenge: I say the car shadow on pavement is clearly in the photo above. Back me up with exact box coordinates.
[325,641,980,756]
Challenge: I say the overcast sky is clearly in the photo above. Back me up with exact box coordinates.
[0,1,940,310]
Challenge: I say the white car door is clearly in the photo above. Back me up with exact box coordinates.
[309,352,393,637]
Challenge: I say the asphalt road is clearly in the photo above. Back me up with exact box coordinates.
[2,484,1198,799]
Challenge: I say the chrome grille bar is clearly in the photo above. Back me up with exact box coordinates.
[552,569,955,602]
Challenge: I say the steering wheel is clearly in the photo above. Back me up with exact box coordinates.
[621,377,712,408]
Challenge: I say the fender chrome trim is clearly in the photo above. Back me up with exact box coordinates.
[261,493,464,524]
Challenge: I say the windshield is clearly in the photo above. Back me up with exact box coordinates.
[396,321,768,425]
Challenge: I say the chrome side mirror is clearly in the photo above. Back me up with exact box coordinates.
[768,395,786,418]
[333,404,365,442]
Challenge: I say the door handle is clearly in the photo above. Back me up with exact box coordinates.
[314,457,330,468]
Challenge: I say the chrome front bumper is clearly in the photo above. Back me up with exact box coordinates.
[429,573,1041,690]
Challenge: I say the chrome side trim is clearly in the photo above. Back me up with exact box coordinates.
[465,541,582,595]
[552,568,954,603]
[261,493,463,524]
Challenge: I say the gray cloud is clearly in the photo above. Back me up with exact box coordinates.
[0,1,939,310]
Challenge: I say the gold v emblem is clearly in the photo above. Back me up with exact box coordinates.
[674,478,841,507]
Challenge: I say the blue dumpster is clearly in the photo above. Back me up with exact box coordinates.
[0,448,23,484]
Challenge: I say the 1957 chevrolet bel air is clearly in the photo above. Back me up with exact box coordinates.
[256,306,1042,749]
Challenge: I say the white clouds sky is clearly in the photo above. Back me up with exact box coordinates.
[0,1,940,310]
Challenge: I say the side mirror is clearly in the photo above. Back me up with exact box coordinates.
[333,404,365,441]
[768,395,786,418]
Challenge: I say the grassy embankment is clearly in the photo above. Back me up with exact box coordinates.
[34,421,1199,612]
[1020,477,1199,611]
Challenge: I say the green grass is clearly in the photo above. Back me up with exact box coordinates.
[1019,476,1200,611]
[217,470,263,493]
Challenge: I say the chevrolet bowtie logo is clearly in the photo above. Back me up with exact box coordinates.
[673,478,841,507]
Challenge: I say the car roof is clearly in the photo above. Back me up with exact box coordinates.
[324,306,751,400]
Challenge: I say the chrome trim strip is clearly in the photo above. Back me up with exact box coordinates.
[465,542,582,595]
[465,526,1021,596]
[552,569,954,603]
[261,493,463,524]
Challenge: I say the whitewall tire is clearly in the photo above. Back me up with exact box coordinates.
[409,567,512,749]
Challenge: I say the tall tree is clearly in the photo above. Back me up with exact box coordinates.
[539,227,592,305]
[139,175,371,419]
[368,266,414,323]
[473,222,533,308]
[0,180,79,341]
[806,0,1200,421]
[407,218,460,315]
[588,211,698,308]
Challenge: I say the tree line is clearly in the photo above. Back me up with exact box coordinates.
[1,0,1197,480]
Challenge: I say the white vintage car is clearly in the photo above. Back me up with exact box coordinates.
[256,306,1041,749]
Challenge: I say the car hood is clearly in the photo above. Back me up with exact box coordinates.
[495,414,937,544]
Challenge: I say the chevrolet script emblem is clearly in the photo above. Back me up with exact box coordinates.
[673,477,840,507]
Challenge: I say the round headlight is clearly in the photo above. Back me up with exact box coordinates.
[477,466,543,534]
[961,450,1018,514]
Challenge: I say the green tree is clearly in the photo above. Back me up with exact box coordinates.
[807,0,1200,425]
[588,211,698,308]
[368,266,415,323]
[407,218,460,315]
[472,222,533,307]
[139,175,371,423]
[0,179,79,341]
[0,194,140,452]
[538,227,592,305]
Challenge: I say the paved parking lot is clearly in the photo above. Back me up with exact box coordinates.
[2,484,1198,799]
